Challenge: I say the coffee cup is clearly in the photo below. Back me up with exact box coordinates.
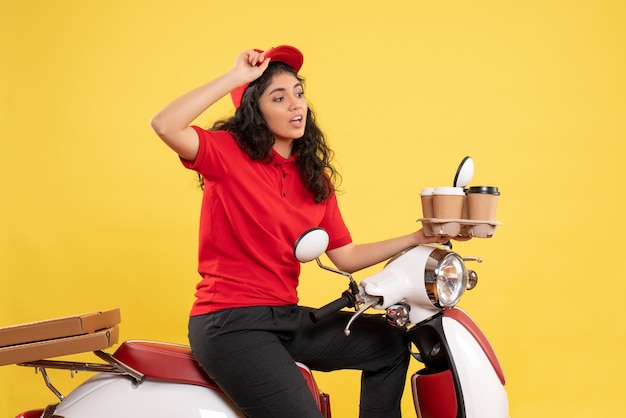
[467,186,500,221]
[420,188,434,218]
[432,187,465,219]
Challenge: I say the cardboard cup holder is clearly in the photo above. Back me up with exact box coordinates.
[418,218,502,238]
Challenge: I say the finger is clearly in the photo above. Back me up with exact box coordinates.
[244,49,262,67]
[258,47,274,63]
[257,56,271,71]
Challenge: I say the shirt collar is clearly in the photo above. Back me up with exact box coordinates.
[270,149,297,165]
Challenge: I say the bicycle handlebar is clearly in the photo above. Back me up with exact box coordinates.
[309,291,355,323]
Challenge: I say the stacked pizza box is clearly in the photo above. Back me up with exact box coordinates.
[0,309,120,366]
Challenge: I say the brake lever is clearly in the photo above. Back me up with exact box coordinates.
[343,297,381,336]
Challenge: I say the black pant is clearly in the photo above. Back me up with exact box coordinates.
[188,305,410,418]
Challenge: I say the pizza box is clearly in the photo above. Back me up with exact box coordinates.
[0,308,121,348]
[0,325,119,366]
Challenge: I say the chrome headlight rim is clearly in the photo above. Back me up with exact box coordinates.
[424,249,468,309]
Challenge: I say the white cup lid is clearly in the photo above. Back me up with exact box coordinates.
[433,186,465,196]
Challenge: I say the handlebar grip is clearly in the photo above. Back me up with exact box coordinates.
[310,292,354,323]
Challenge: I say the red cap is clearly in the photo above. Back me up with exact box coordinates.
[230,45,304,108]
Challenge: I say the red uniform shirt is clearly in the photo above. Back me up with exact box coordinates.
[182,126,352,315]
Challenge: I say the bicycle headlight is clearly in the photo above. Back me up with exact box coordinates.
[425,249,468,308]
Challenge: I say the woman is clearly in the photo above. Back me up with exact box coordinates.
[151,45,456,418]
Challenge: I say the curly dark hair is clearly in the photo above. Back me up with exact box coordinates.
[202,62,340,203]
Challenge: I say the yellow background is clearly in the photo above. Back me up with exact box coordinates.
[2,0,625,416]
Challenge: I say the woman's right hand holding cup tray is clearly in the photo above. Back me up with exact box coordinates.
[419,185,501,239]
